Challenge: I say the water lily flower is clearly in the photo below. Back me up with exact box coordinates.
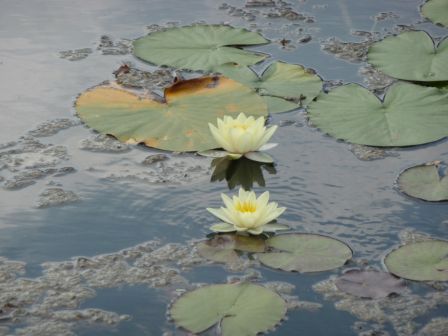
[207,188,288,235]
[199,113,278,163]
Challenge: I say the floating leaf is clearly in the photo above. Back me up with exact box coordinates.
[422,0,448,27]
[133,25,269,72]
[76,77,268,152]
[307,82,448,147]
[368,31,448,82]
[384,240,448,281]
[217,61,323,112]
[335,269,406,298]
[397,162,448,201]
[258,233,352,272]
[210,156,276,190]
[197,234,266,264]
[170,283,286,335]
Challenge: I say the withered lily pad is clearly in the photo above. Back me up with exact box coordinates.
[258,233,352,273]
[307,82,448,147]
[134,25,269,72]
[335,269,406,298]
[397,161,448,201]
[75,77,267,152]
[368,31,448,81]
[170,283,286,335]
[197,234,266,264]
[384,240,448,281]
[422,0,448,27]
[216,61,322,112]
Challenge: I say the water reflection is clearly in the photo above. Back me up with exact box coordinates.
[210,156,276,190]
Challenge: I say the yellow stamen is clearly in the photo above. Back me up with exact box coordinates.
[235,201,257,213]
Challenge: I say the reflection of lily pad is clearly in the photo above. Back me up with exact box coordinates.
[211,156,276,190]
[307,82,448,147]
[217,61,322,112]
[368,31,448,81]
[384,241,448,281]
[258,234,352,272]
[134,25,269,72]
[335,269,406,298]
[397,162,448,201]
[170,283,286,335]
[197,234,266,264]
[75,77,267,152]
[422,0,448,27]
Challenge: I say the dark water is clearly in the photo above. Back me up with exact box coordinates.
[0,0,447,335]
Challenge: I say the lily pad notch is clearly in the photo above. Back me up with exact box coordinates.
[307,82,448,147]
[75,76,268,152]
[257,233,353,273]
[397,161,448,201]
[384,240,448,281]
[367,31,448,82]
[216,61,323,113]
[170,282,287,336]
[133,24,270,72]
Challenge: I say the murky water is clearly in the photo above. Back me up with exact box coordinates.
[1,0,447,335]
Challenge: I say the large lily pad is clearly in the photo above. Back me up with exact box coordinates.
[335,269,406,298]
[397,162,448,201]
[170,283,286,335]
[307,82,448,147]
[258,233,352,273]
[368,31,448,82]
[197,234,266,264]
[216,61,323,112]
[384,240,448,281]
[422,0,448,27]
[134,25,269,72]
[75,76,268,152]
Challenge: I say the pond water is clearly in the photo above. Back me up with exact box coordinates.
[0,0,447,335]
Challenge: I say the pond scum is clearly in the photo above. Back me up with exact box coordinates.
[1,0,448,335]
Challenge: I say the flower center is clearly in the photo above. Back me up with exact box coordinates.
[232,124,249,131]
[235,201,257,213]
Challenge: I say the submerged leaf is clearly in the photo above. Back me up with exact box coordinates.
[307,82,448,147]
[258,233,352,273]
[422,0,448,27]
[368,31,448,82]
[134,25,269,72]
[217,61,322,112]
[335,269,406,298]
[397,162,448,201]
[197,233,266,264]
[170,283,286,335]
[210,156,276,190]
[75,77,267,152]
[384,240,448,281]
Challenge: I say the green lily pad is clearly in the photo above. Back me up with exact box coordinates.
[170,283,286,335]
[422,0,448,27]
[133,25,269,72]
[368,31,448,82]
[397,161,448,201]
[75,76,267,152]
[197,234,266,264]
[216,61,323,112]
[384,240,448,281]
[257,233,352,273]
[307,82,448,147]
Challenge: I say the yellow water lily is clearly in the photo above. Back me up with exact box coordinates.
[201,113,277,163]
[207,188,288,235]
